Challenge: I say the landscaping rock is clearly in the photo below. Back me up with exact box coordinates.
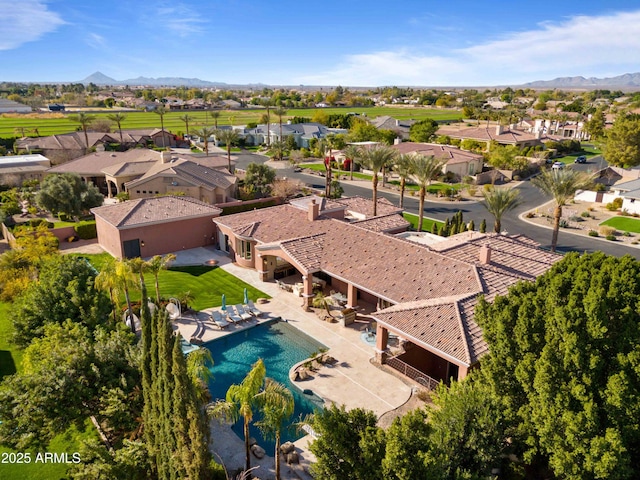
[285,451,299,464]
[251,444,266,459]
[280,441,295,454]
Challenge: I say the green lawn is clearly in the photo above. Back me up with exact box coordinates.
[554,145,602,164]
[403,212,444,232]
[1,106,462,140]
[0,301,21,378]
[600,216,640,233]
[74,253,269,311]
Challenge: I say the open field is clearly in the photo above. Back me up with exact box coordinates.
[0,106,462,139]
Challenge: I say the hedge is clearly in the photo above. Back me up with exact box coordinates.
[74,221,97,239]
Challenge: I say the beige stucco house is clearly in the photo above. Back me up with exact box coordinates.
[391,142,484,179]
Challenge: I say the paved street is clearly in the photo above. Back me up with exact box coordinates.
[236,150,640,260]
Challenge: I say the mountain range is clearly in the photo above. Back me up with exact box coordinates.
[79,71,640,89]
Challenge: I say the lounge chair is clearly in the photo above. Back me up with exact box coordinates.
[245,300,264,317]
[225,306,243,323]
[210,311,230,329]
[234,304,253,321]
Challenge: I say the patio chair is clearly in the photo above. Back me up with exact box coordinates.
[234,304,253,321]
[245,300,264,317]
[209,311,230,329]
[225,305,243,323]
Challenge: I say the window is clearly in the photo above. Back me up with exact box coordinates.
[238,239,252,260]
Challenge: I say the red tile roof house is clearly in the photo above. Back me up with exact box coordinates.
[213,197,561,386]
[91,196,222,258]
[436,123,545,149]
[391,142,484,179]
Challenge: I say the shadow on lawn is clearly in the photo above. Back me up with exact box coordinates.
[168,265,216,276]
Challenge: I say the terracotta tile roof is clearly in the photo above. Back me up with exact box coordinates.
[92,196,221,228]
[48,149,162,175]
[351,213,410,233]
[391,142,483,165]
[436,125,540,144]
[334,196,402,217]
[279,234,326,271]
[126,158,236,190]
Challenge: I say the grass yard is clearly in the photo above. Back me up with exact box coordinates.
[0,301,21,378]
[600,216,640,233]
[74,253,269,311]
[0,106,462,139]
[301,163,373,180]
[403,212,444,232]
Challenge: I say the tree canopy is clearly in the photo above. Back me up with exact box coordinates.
[476,252,640,479]
[409,118,439,143]
[244,162,276,198]
[36,173,103,217]
[603,113,640,167]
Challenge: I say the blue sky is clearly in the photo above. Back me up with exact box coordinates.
[2,1,640,87]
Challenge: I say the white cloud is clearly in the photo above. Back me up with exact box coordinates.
[0,1,65,50]
[155,2,208,37]
[297,9,640,86]
[87,33,106,49]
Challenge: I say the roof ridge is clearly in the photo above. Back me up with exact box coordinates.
[453,297,472,364]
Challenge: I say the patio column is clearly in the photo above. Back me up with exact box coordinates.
[301,274,314,311]
[375,325,389,364]
[106,179,114,198]
[347,283,357,308]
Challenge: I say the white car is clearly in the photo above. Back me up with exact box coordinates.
[551,162,565,170]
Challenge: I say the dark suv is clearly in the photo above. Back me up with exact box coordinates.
[575,155,587,164]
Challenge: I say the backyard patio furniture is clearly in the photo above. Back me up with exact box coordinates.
[225,305,244,323]
[234,304,253,321]
[245,300,264,317]
[209,311,230,329]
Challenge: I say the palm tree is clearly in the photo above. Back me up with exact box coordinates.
[210,110,220,129]
[216,128,240,171]
[342,144,361,181]
[394,153,415,209]
[95,256,121,325]
[262,100,272,146]
[255,379,295,480]
[409,154,445,231]
[269,139,287,162]
[179,114,194,137]
[358,145,397,216]
[68,112,96,152]
[193,126,216,155]
[532,169,594,252]
[481,188,522,233]
[208,359,266,472]
[106,112,127,145]
[154,104,168,148]
[272,106,287,143]
[146,254,177,302]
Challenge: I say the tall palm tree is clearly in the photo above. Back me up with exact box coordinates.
[532,169,594,251]
[193,126,216,155]
[358,145,397,216]
[210,110,220,129]
[394,153,415,209]
[216,128,240,171]
[342,144,361,181]
[146,254,177,302]
[154,104,168,148]
[208,359,266,472]
[106,112,127,145]
[262,99,272,146]
[68,112,96,152]
[255,378,295,480]
[409,154,445,231]
[481,188,522,233]
[179,114,194,137]
[95,256,121,325]
[272,106,288,142]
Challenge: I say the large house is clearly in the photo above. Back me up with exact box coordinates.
[0,154,51,186]
[213,196,561,385]
[436,123,545,149]
[233,122,348,148]
[391,142,484,179]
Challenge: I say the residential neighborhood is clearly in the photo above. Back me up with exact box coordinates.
[3,3,640,480]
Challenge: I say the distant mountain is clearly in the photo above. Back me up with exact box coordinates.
[524,72,640,88]
[79,71,228,87]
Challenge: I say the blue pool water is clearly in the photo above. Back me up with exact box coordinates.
[204,320,326,453]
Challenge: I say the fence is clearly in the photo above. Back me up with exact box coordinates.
[385,355,440,391]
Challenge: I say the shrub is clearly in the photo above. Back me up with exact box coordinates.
[483,184,494,193]
[606,234,616,241]
[559,219,569,228]
[619,209,631,216]
[466,186,477,197]
[581,211,591,218]
[525,212,535,218]
[623,231,632,237]
[29,218,53,228]
[593,183,607,192]
[606,198,623,211]
[599,225,617,236]
[74,221,97,239]
[588,230,599,237]
[569,215,582,222]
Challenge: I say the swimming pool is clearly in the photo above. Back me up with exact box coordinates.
[204,319,326,452]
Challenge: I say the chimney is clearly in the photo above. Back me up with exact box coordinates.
[479,244,492,265]
[160,151,171,163]
[495,124,504,135]
[308,198,320,222]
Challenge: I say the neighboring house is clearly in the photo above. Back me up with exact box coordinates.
[213,197,560,384]
[370,116,416,140]
[391,142,484,179]
[125,156,237,204]
[436,123,544,149]
[91,196,222,258]
[606,178,640,215]
[0,154,51,186]
[239,122,348,148]
[0,98,31,113]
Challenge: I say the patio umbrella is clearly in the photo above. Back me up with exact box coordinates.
[221,293,227,311]
[243,288,249,304]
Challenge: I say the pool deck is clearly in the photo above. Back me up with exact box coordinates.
[170,246,414,479]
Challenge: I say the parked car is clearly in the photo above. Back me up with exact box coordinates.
[552,162,565,170]
[575,155,587,164]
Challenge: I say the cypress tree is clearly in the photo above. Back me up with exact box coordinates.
[480,219,487,233]
[468,220,475,231]
[431,223,438,234]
